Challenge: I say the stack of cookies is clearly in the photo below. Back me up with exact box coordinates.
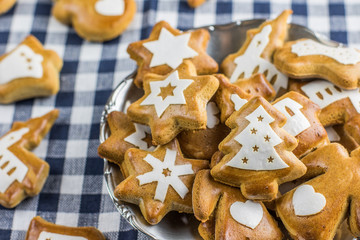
[98,10,360,240]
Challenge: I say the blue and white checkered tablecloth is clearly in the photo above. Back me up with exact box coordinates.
[0,0,359,239]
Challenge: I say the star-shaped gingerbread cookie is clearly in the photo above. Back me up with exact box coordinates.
[127,21,218,87]
[52,0,136,42]
[221,10,292,94]
[0,109,59,208]
[193,170,283,240]
[127,60,219,145]
[26,216,105,240]
[0,35,63,104]
[114,139,208,225]
[0,0,16,15]
[211,96,306,201]
[98,111,155,174]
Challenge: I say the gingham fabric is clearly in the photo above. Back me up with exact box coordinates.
[0,0,359,239]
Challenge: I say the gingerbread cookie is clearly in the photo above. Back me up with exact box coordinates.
[290,79,360,146]
[114,139,208,225]
[0,35,62,104]
[127,21,218,87]
[274,38,360,89]
[326,125,359,153]
[221,10,292,94]
[272,91,329,158]
[0,0,16,15]
[193,170,283,240]
[214,74,275,123]
[0,109,59,208]
[276,143,360,239]
[211,96,306,201]
[52,0,136,42]
[178,101,230,160]
[98,111,155,173]
[127,60,219,145]
[26,216,105,240]
[187,0,206,8]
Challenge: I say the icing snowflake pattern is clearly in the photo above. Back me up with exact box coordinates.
[137,149,194,202]
[301,80,360,114]
[230,25,288,93]
[0,45,43,85]
[206,102,220,128]
[0,128,29,193]
[124,123,155,151]
[273,98,311,136]
[226,105,289,170]
[291,39,360,65]
[143,28,198,69]
[140,71,193,117]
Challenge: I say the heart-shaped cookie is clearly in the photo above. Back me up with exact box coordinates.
[95,0,124,16]
[292,184,326,216]
[229,200,263,229]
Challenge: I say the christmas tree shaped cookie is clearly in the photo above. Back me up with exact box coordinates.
[276,143,360,239]
[127,60,219,145]
[221,10,291,94]
[52,0,136,42]
[272,91,329,158]
[98,111,155,172]
[274,38,360,89]
[0,110,59,208]
[127,21,218,87]
[0,35,63,104]
[114,139,208,225]
[0,0,16,15]
[214,74,275,123]
[193,170,283,240]
[211,96,306,201]
[290,79,360,147]
[26,216,105,240]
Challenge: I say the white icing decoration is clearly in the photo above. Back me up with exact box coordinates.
[143,28,198,69]
[230,94,248,111]
[325,127,341,142]
[95,0,124,16]
[301,80,360,114]
[273,98,311,136]
[136,149,194,202]
[0,45,44,85]
[291,39,360,65]
[38,231,87,240]
[226,105,289,170]
[230,200,263,229]
[124,123,155,151]
[206,102,220,128]
[0,128,29,193]
[229,25,288,93]
[292,184,326,216]
[140,70,193,117]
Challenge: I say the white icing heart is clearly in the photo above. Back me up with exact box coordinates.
[230,200,263,229]
[292,184,326,216]
[95,0,124,16]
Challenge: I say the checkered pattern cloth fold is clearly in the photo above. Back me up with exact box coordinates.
[0,0,359,239]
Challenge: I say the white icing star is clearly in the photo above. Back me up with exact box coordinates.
[124,123,155,151]
[206,102,220,128]
[143,28,198,69]
[140,71,193,117]
[137,149,194,202]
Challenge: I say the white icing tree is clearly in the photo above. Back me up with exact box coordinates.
[226,105,289,170]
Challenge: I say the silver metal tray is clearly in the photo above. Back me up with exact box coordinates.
[99,20,354,240]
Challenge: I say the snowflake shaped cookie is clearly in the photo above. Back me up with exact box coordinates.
[0,110,58,208]
[127,21,218,87]
[211,96,306,201]
[127,61,219,145]
[221,10,291,94]
[114,139,208,225]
